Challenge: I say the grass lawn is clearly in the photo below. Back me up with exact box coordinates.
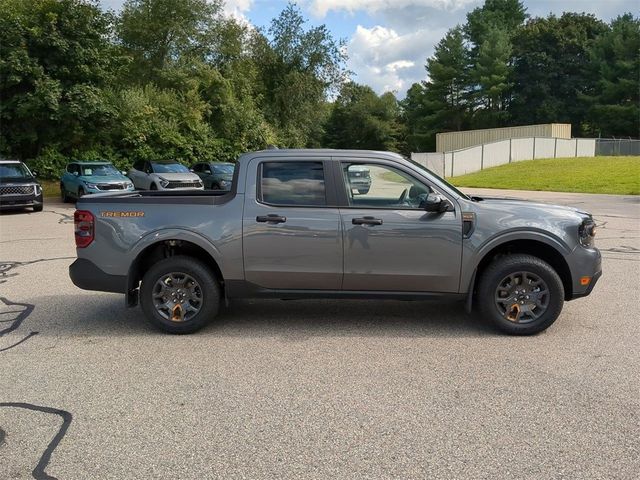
[449,156,640,195]
[41,179,60,198]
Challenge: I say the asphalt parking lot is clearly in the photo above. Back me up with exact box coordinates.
[1,189,639,479]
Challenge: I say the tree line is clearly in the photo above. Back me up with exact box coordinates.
[0,0,637,178]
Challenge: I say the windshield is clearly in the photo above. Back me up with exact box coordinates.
[0,163,33,179]
[152,162,189,173]
[212,164,234,175]
[81,164,120,176]
[405,156,470,200]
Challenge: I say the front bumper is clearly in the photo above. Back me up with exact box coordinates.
[0,193,43,210]
[566,246,602,300]
[69,258,127,294]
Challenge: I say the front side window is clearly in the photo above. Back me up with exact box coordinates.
[342,163,431,209]
[260,161,326,206]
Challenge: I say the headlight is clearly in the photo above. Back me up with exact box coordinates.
[84,182,99,189]
[579,219,597,248]
[126,182,134,189]
[158,177,170,188]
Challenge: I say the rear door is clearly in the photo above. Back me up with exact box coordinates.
[337,159,462,293]
[242,157,343,290]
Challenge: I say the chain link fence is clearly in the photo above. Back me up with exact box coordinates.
[595,139,640,156]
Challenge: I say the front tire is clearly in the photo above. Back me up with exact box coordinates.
[150,183,158,190]
[140,256,220,334]
[477,254,564,335]
[60,184,70,203]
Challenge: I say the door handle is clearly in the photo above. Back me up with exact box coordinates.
[352,216,383,226]
[256,214,287,224]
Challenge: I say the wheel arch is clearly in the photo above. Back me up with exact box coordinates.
[126,232,225,305]
[468,237,573,305]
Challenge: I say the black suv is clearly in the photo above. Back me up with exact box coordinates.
[0,160,43,212]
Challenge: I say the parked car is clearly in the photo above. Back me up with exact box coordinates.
[347,165,371,194]
[128,160,203,191]
[192,162,235,190]
[69,149,601,336]
[0,159,43,212]
[61,161,134,202]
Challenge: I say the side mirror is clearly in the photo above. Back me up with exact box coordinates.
[73,171,79,176]
[32,170,38,178]
[121,171,127,175]
[420,193,450,213]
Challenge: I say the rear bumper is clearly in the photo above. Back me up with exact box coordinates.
[69,258,127,294]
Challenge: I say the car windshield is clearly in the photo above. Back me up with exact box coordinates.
[81,164,119,176]
[404,156,470,200]
[152,162,189,173]
[0,163,33,179]
[212,164,234,175]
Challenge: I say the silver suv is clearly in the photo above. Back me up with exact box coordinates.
[128,160,203,191]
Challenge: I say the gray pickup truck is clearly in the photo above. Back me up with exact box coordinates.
[69,149,601,335]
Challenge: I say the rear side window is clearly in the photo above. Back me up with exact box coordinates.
[260,162,326,206]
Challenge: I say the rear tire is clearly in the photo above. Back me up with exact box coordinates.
[477,254,564,335]
[140,256,220,334]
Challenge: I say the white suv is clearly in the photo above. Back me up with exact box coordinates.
[128,160,204,191]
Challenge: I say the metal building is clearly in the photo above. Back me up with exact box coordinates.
[435,123,572,152]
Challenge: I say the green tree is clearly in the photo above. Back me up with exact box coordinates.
[252,3,347,147]
[465,0,527,49]
[117,0,222,85]
[510,13,608,135]
[0,0,117,159]
[403,27,470,151]
[324,82,404,151]
[471,28,513,126]
[586,14,640,137]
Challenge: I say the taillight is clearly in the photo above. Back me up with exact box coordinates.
[74,210,95,248]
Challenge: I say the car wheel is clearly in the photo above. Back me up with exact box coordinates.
[60,185,70,203]
[150,183,157,190]
[477,254,564,335]
[33,204,43,212]
[77,187,85,199]
[140,255,220,334]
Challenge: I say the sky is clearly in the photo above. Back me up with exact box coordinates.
[101,0,638,96]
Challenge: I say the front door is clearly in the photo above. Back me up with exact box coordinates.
[338,161,462,293]
[242,158,343,290]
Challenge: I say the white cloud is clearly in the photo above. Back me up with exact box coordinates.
[347,25,446,95]
[222,0,253,22]
[309,0,477,17]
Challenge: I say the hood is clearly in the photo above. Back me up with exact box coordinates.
[0,176,38,185]
[80,174,130,184]
[471,196,591,220]
[154,172,201,182]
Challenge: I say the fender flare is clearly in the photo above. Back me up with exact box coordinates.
[463,229,572,311]
[126,228,223,295]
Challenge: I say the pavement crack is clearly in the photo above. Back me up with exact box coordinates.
[0,403,73,480]
[0,257,75,284]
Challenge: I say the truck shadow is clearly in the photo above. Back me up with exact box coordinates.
[26,294,496,339]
